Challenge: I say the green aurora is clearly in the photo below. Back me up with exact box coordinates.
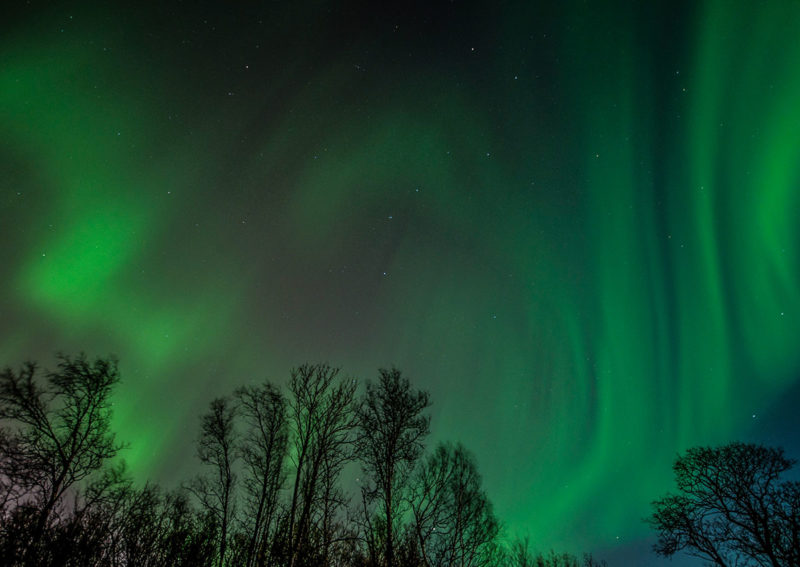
[2,0,799,560]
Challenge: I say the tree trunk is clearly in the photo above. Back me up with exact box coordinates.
[247,479,268,567]
[385,481,393,567]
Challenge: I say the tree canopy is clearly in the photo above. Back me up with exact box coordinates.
[0,353,617,567]
[649,442,800,567]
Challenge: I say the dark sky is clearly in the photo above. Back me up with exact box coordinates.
[3,1,800,564]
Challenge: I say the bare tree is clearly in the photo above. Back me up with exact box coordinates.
[105,483,218,567]
[356,368,430,567]
[317,438,357,567]
[0,354,123,564]
[649,442,800,567]
[235,382,288,567]
[190,397,238,567]
[501,540,608,567]
[504,537,536,567]
[409,442,499,567]
[284,363,357,567]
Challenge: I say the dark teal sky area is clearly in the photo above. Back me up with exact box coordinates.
[2,1,800,564]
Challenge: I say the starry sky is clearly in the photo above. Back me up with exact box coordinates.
[2,1,800,565]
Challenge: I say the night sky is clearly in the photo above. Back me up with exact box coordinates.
[2,1,800,565]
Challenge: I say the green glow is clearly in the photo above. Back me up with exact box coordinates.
[2,1,799,559]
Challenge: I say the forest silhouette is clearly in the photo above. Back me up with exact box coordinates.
[1,353,797,566]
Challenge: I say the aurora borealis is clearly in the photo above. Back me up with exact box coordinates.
[2,0,800,564]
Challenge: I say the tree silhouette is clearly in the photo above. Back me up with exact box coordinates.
[502,539,607,567]
[234,382,288,567]
[356,368,430,567]
[189,396,238,567]
[0,354,123,565]
[649,442,800,567]
[104,483,217,566]
[409,442,500,567]
[0,353,619,567]
[284,363,357,567]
